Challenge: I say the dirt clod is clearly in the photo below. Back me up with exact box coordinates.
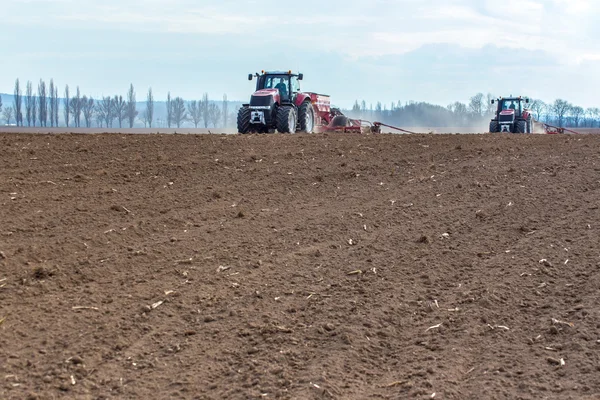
[32,267,53,280]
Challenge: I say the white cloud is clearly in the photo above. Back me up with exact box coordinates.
[4,0,598,62]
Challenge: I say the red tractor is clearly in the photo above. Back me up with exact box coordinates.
[237,71,336,134]
[489,96,534,134]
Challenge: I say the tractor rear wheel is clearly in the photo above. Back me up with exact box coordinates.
[526,117,533,134]
[276,106,297,133]
[298,101,315,133]
[489,120,498,133]
[516,120,527,134]
[237,107,251,134]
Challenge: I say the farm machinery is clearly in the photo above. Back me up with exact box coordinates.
[489,96,579,134]
[489,96,534,134]
[237,70,322,134]
[237,71,415,134]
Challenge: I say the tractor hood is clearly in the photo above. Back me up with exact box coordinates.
[498,109,516,124]
[252,89,280,100]
[250,89,280,109]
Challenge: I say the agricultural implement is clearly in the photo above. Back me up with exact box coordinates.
[315,116,417,134]
[237,70,417,135]
[539,123,579,135]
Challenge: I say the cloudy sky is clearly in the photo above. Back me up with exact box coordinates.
[1,0,599,108]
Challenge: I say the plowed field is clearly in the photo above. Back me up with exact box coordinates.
[1,132,599,399]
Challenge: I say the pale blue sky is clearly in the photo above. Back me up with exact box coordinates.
[1,0,599,108]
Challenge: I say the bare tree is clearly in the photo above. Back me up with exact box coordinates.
[82,96,95,128]
[201,93,210,128]
[222,94,228,127]
[71,87,82,128]
[352,100,361,116]
[31,95,37,126]
[145,88,154,128]
[530,99,546,122]
[3,106,14,124]
[53,86,59,127]
[13,79,23,126]
[25,81,34,126]
[570,106,584,127]
[95,105,104,128]
[171,97,187,128]
[552,99,571,127]
[64,85,70,127]
[112,95,127,128]
[592,108,600,128]
[48,79,55,127]
[68,88,83,128]
[38,79,48,127]
[126,83,138,128]
[68,97,78,127]
[187,100,202,128]
[585,108,594,128]
[468,93,484,117]
[208,103,222,128]
[97,96,114,127]
[449,101,468,125]
[166,92,173,128]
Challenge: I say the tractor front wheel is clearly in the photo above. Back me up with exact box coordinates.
[276,106,297,133]
[516,120,527,134]
[298,101,315,133]
[237,107,251,134]
[489,120,498,133]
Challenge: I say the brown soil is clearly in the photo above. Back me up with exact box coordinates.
[1,132,600,399]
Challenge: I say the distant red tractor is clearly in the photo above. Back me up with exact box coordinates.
[237,71,338,134]
[489,96,534,134]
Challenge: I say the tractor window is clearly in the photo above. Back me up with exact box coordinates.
[262,76,289,96]
[263,77,273,89]
[263,76,280,89]
[501,100,520,112]
[274,77,290,98]
[291,77,300,93]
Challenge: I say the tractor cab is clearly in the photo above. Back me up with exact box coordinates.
[497,97,526,117]
[249,71,303,104]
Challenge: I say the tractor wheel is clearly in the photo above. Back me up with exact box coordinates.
[526,118,533,134]
[237,107,251,134]
[489,120,498,133]
[516,120,527,134]
[298,101,315,133]
[276,106,297,133]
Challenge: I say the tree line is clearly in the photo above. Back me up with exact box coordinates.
[1,78,234,128]
[3,79,599,129]
[345,93,600,128]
